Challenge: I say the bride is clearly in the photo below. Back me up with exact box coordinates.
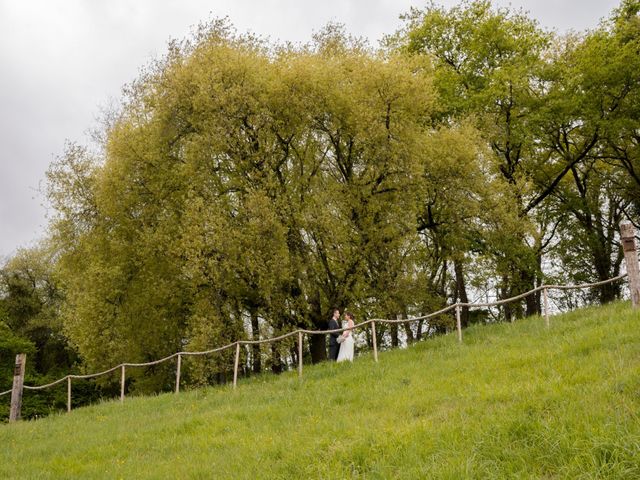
[337,312,355,362]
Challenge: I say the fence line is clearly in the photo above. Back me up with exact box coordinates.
[1,272,628,409]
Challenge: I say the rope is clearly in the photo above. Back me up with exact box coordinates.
[459,273,628,308]
[0,272,628,397]
[179,342,238,356]
[23,376,70,391]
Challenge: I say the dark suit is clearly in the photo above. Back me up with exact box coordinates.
[327,318,341,361]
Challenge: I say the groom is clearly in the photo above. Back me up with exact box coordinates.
[327,308,341,361]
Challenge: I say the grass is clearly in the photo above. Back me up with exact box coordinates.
[1,302,640,479]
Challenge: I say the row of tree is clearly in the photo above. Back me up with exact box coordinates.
[2,1,639,417]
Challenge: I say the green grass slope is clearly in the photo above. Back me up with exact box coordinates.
[1,302,639,479]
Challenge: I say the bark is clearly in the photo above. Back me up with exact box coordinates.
[501,275,516,322]
[523,267,540,317]
[270,343,282,374]
[534,250,543,316]
[308,290,327,363]
[390,322,399,348]
[416,318,424,341]
[250,310,261,374]
[454,259,469,327]
[309,333,327,363]
[594,245,621,303]
[403,321,415,344]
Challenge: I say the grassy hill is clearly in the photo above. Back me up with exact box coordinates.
[1,302,639,479]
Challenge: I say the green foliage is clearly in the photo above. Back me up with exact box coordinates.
[395,1,555,313]
[0,321,35,386]
[0,245,73,366]
[0,244,94,421]
[394,0,640,317]
[48,19,485,383]
[1,302,638,478]
[29,3,640,396]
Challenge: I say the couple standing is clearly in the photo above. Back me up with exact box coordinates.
[327,308,355,362]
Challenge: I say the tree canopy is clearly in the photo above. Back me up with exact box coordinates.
[2,2,639,408]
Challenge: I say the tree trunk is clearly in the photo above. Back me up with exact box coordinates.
[523,267,540,317]
[454,259,469,327]
[403,322,415,344]
[599,281,620,304]
[416,318,424,341]
[534,250,542,316]
[250,310,261,374]
[309,334,326,364]
[308,290,327,363]
[390,322,399,348]
[270,343,282,374]
[594,250,621,303]
[501,275,513,322]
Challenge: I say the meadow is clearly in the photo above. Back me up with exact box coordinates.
[1,302,639,479]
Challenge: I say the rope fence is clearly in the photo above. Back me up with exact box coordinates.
[4,221,639,422]
[1,272,630,415]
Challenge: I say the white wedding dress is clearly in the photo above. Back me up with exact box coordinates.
[337,323,355,362]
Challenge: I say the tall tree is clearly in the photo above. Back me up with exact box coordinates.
[47,21,444,383]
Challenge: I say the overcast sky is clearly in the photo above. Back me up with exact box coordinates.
[0,0,622,260]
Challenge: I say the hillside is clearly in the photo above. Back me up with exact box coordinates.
[1,302,639,479]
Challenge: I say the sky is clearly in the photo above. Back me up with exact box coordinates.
[0,0,622,260]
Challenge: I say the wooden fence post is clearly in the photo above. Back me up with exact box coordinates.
[175,354,182,394]
[233,342,240,389]
[9,353,26,422]
[620,221,640,308]
[455,304,462,343]
[543,287,550,328]
[298,332,303,378]
[120,365,125,403]
[371,321,378,363]
[67,376,72,413]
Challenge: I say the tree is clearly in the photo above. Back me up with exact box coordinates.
[0,244,73,376]
[0,243,85,421]
[47,20,445,385]
[394,0,638,318]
